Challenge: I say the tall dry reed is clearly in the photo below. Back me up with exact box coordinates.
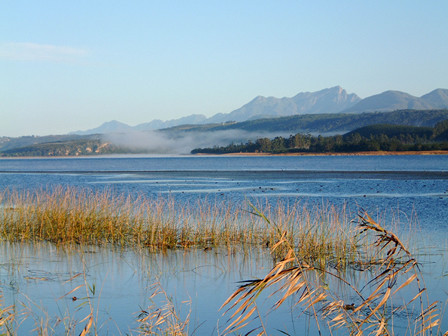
[221,210,445,335]
[0,188,357,265]
[0,187,364,335]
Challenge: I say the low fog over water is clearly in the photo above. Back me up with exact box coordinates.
[102,129,296,154]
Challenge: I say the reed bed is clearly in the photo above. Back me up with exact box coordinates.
[0,187,357,268]
[0,187,445,335]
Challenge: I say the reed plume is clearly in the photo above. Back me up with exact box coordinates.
[222,209,443,335]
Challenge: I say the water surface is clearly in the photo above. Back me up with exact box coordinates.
[0,155,447,334]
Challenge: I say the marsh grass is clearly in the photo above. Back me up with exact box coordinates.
[0,187,358,266]
[136,282,191,336]
[0,186,363,334]
[4,187,439,335]
[221,210,445,335]
[0,292,14,333]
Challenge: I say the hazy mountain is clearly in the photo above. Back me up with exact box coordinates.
[72,87,448,135]
[421,89,448,108]
[134,114,207,131]
[0,134,100,153]
[73,120,133,135]
[4,109,448,156]
[207,86,360,123]
[343,89,448,113]
[163,109,448,135]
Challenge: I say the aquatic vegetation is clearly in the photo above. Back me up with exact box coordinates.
[222,210,445,335]
[0,187,357,267]
[0,187,445,335]
[136,282,190,336]
[0,292,14,333]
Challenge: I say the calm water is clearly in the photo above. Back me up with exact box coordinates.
[1,155,448,233]
[0,155,447,334]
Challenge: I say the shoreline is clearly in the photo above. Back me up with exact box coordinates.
[1,150,448,159]
[203,150,448,157]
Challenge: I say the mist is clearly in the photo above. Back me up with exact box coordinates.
[102,129,294,155]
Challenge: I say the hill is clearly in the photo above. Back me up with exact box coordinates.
[163,109,448,135]
[72,120,133,135]
[3,109,448,157]
[343,89,448,113]
[191,120,448,155]
[343,124,433,139]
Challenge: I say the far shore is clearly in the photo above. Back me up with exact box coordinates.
[204,150,448,157]
[1,150,448,159]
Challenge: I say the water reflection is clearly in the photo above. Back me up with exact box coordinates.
[1,156,447,334]
[1,239,446,335]
[0,242,285,334]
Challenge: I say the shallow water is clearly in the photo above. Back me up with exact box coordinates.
[1,156,448,236]
[0,155,447,334]
[0,243,279,335]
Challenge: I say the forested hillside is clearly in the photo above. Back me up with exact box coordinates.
[166,109,448,134]
[3,109,448,157]
[191,120,448,154]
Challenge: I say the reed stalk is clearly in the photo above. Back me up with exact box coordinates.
[1,186,388,335]
[221,209,444,335]
[0,187,357,266]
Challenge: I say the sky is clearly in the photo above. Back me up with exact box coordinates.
[1,1,448,137]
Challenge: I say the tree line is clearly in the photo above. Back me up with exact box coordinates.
[191,121,448,154]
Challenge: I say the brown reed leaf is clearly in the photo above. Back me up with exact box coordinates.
[374,318,386,336]
[223,306,256,334]
[79,313,93,336]
[304,292,327,311]
[57,284,85,300]
[0,305,14,326]
[392,273,418,296]
[358,212,411,257]
[63,272,83,283]
[352,293,382,314]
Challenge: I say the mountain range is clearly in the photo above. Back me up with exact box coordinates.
[73,86,448,135]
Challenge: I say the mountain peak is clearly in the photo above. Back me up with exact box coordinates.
[421,88,448,108]
[328,85,344,93]
[71,120,132,135]
[342,89,440,113]
[71,87,448,135]
[100,120,128,127]
[206,86,361,123]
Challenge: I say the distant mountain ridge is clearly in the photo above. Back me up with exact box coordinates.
[343,89,448,113]
[164,109,448,135]
[72,87,448,135]
[72,86,361,134]
[134,114,207,131]
[206,86,361,123]
[74,120,133,136]
[4,109,448,156]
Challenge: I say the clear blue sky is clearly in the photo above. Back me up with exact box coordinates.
[1,1,447,137]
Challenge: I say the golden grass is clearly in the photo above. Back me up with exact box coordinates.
[0,187,357,268]
[4,186,441,335]
[222,211,444,336]
[136,282,190,336]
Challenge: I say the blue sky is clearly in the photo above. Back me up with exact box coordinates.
[1,1,447,137]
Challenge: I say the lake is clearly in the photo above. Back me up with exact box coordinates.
[0,155,447,334]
